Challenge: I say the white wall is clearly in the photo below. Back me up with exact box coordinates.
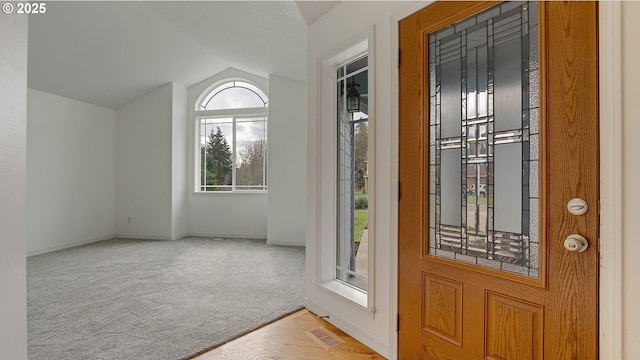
[267,75,306,246]
[306,2,424,357]
[26,83,184,251]
[26,89,116,255]
[187,68,269,238]
[171,83,188,239]
[0,13,28,360]
[622,3,640,358]
[189,193,268,238]
[116,84,173,239]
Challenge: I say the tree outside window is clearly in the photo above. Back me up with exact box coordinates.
[196,80,268,192]
[201,127,233,190]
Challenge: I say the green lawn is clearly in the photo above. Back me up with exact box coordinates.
[354,209,368,243]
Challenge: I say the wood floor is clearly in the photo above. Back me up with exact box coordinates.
[191,309,386,360]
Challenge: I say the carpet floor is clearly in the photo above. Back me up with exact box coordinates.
[27,237,305,360]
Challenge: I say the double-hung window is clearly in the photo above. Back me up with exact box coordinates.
[195,80,268,192]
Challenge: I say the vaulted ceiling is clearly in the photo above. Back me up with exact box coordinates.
[27,1,337,109]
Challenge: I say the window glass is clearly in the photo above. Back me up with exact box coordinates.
[199,119,233,192]
[199,81,268,110]
[236,117,268,190]
[336,55,369,292]
[195,80,268,192]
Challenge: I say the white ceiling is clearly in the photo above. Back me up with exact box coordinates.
[295,1,339,25]
[27,1,333,110]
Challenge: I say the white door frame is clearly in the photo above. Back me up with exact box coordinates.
[389,2,623,359]
[598,2,623,359]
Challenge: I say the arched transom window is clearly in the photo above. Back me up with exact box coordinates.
[195,80,268,192]
[198,81,268,111]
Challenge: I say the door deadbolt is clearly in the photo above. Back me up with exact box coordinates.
[564,234,589,253]
[567,198,589,216]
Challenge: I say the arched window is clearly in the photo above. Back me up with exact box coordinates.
[198,81,268,111]
[195,80,268,192]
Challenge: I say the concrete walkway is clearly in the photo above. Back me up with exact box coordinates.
[355,229,368,278]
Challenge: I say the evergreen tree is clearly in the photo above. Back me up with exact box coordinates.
[205,127,233,188]
[201,144,219,189]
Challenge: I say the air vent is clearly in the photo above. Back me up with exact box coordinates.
[306,327,344,349]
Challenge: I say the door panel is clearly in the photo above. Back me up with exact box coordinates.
[398,2,598,359]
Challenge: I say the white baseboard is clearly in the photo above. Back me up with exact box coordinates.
[266,239,305,247]
[27,235,114,257]
[28,233,274,256]
[111,233,187,241]
[114,234,175,241]
[186,232,267,240]
[304,299,390,358]
[171,232,188,241]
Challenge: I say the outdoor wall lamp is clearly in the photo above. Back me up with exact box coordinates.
[346,80,360,113]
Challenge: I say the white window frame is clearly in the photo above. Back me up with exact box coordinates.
[315,33,375,312]
[194,79,268,193]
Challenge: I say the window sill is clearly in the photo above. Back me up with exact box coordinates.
[316,280,372,312]
[192,191,267,196]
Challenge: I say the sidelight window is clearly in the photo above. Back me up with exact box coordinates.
[336,54,369,291]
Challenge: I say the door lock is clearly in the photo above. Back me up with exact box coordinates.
[567,198,589,216]
[564,234,589,253]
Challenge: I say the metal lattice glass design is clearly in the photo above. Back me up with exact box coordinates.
[428,1,539,277]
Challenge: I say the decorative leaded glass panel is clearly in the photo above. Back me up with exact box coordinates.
[428,1,539,277]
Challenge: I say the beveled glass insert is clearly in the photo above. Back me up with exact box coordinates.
[494,143,522,233]
[428,1,539,277]
[441,58,462,138]
[441,149,462,226]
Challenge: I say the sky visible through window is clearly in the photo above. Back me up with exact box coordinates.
[198,82,268,165]
[199,118,266,167]
[200,81,268,111]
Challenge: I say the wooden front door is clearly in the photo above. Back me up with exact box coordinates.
[398,2,598,359]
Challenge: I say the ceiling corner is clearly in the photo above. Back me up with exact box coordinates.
[295,1,340,26]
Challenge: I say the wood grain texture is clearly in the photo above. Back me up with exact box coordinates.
[191,309,385,360]
[485,293,543,360]
[398,7,426,360]
[398,4,499,359]
[543,2,599,359]
[422,274,463,346]
[399,1,599,360]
